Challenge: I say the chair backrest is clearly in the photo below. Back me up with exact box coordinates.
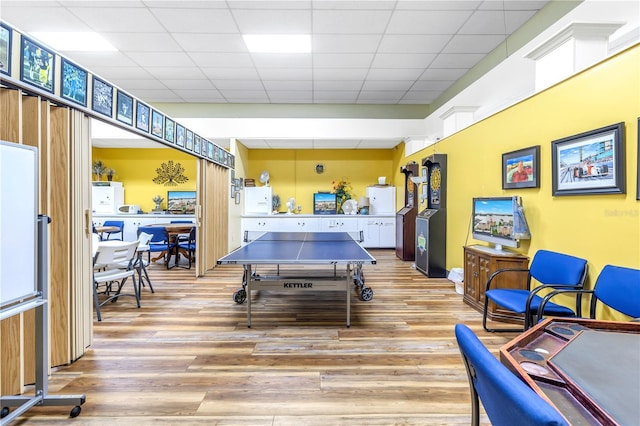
[137,231,153,246]
[93,241,139,269]
[455,324,569,426]
[170,220,193,224]
[103,220,124,230]
[592,265,640,318]
[137,226,167,243]
[530,250,588,287]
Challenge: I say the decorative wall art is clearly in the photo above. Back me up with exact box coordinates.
[61,58,88,107]
[116,90,133,125]
[91,77,113,117]
[152,160,189,186]
[136,101,150,132]
[552,122,625,196]
[20,36,54,93]
[151,110,164,138]
[176,124,185,147]
[502,145,540,189]
[0,23,11,75]
[164,118,175,143]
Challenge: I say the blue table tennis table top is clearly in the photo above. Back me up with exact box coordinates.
[217,232,376,265]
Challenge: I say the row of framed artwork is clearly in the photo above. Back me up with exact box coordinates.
[502,121,639,199]
[0,21,234,169]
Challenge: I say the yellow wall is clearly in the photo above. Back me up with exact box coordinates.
[246,149,396,213]
[92,147,197,212]
[401,45,640,318]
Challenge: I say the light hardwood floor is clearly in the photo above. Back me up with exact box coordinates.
[14,249,517,425]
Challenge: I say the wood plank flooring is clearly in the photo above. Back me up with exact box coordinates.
[12,249,517,425]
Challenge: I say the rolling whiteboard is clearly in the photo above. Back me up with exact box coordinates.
[1,141,37,307]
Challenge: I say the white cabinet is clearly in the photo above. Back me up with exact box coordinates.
[359,217,396,248]
[92,181,124,214]
[366,186,396,215]
[244,187,272,215]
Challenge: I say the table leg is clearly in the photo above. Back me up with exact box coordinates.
[346,265,351,328]
[247,265,252,328]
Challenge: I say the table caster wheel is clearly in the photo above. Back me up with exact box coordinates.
[1,407,9,418]
[360,287,373,301]
[70,405,82,418]
[233,289,247,304]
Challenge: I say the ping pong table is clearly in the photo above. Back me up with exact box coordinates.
[216,231,376,327]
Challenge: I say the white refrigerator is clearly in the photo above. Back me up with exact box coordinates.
[244,187,272,215]
[92,181,124,214]
[366,186,396,215]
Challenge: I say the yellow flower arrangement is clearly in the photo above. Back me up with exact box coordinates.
[332,177,353,213]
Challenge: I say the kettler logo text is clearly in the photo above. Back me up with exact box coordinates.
[284,282,313,288]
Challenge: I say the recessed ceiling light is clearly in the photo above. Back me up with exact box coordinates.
[30,32,117,52]
[243,34,311,53]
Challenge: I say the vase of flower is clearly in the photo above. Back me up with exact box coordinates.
[332,178,352,214]
[152,195,164,211]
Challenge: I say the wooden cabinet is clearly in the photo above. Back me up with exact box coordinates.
[463,245,529,323]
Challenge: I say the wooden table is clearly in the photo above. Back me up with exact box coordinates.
[94,225,119,241]
[500,317,640,425]
[147,223,194,265]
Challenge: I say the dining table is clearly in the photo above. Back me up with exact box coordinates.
[146,223,195,265]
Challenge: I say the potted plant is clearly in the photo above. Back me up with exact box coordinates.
[152,195,164,211]
[106,168,115,181]
[92,160,106,181]
[272,194,281,214]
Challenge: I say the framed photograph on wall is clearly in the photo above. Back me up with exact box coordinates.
[194,134,201,154]
[91,77,113,117]
[164,117,175,143]
[136,101,150,132]
[61,58,88,107]
[20,36,55,93]
[552,122,625,196]
[207,141,214,159]
[116,90,133,125]
[0,23,11,75]
[151,110,164,138]
[186,129,193,151]
[502,145,540,189]
[176,124,185,147]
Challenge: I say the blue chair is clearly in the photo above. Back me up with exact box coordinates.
[137,226,176,269]
[177,227,196,269]
[537,264,640,320]
[455,324,569,426]
[483,249,588,332]
[102,220,124,240]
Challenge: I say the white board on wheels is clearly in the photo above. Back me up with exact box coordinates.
[0,141,38,307]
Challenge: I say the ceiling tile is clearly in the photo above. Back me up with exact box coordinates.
[313,80,362,91]
[263,80,312,91]
[386,10,472,34]
[377,35,452,53]
[105,33,183,52]
[149,7,238,33]
[257,67,312,80]
[313,10,393,34]
[0,6,90,31]
[68,7,165,32]
[144,66,207,79]
[312,68,369,80]
[251,54,312,68]
[366,68,424,80]
[442,34,506,54]
[130,52,196,67]
[202,67,261,79]
[188,52,254,68]
[371,53,437,68]
[361,80,414,91]
[312,35,382,53]
[212,79,265,90]
[232,9,311,33]
[313,53,374,68]
[173,34,247,52]
[430,53,485,69]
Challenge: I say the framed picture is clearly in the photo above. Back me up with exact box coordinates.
[164,117,175,143]
[21,36,54,93]
[235,191,241,205]
[176,124,185,147]
[552,122,625,196]
[60,58,88,106]
[194,134,201,154]
[136,101,150,132]
[91,77,113,117]
[151,110,164,138]
[207,141,214,159]
[186,129,194,151]
[502,145,540,189]
[116,90,133,125]
[0,23,11,75]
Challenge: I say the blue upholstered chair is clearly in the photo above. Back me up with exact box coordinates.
[483,249,588,332]
[537,264,640,320]
[137,226,176,269]
[455,324,569,426]
[102,220,124,240]
[177,227,196,269]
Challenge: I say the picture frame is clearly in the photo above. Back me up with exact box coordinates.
[20,36,55,93]
[207,141,214,159]
[115,90,133,125]
[186,129,194,151]
[0,23,11,76]
[91,77,113,117]
[552,122,625,196]
[194,134,201,154]
[151,110,164,138]
[164,117,175,143]
[176,124,185,147]
[136,101,150,132]
[235,191,241,205]
[60,58,88,107]
[502,145,540,189]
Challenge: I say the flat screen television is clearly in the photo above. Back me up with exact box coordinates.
[472,196,530,251]
[167,190,196,214]
[313,192,337,215]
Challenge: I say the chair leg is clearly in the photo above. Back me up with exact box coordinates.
[93,280,102,322]
[140,261,154,293]
[482,296,524,333]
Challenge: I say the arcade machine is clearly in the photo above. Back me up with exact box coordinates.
[396,162,419,261]
[415,154,447,277]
